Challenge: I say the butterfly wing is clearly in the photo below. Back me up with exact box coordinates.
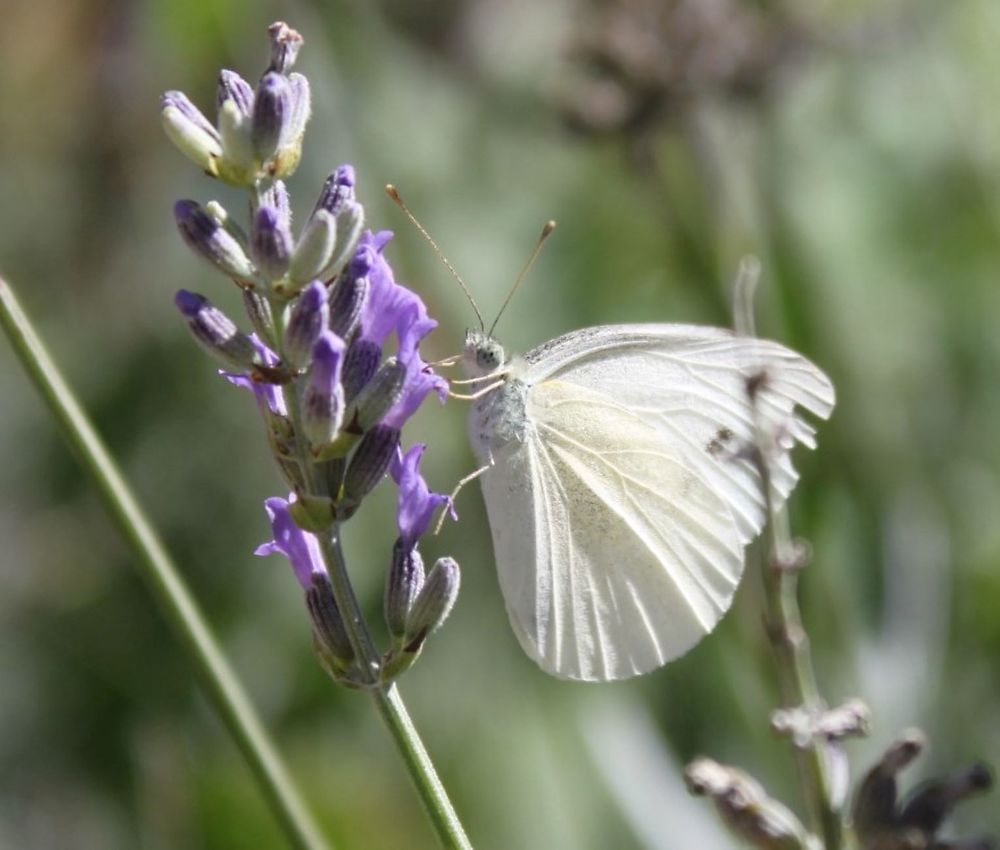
[522,324,835,544]
[481,379,744,681]
[483,324,834,681]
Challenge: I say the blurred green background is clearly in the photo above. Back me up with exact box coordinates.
[2,0,999,847]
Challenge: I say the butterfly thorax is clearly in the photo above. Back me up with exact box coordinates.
[463,329,531,460]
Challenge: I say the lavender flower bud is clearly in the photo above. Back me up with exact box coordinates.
[404,557,460,649]
[285,73,311,145]
[853,729,925,838]
[306,572,355,670]
[302,331,346,448]
[242,287,275,345]
[252,72,292,162]
[261,180,292,228]
[175,290,257,370]
[314,165,356,217]
[324,201,365,281]
[267,21,303,74]
[342,339,381,402]
[288,210,336,288]
[251,205,293,281]
[343,425,400,506]
[217,99,255,183]
[284,281,329,370]
[385,539,424,640]
[351,358,407,432]
[174,199,256,280]
[328,272,368,340]
[685,759,811,850]
[899,764,994,835]
[217,69,254,116]
[161,91,223,174]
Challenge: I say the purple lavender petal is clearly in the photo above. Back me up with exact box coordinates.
[355,231,439,353]
[221,334,286,416]
[255,496,326,590]
[389,444,455,549]
[382,359,449,430]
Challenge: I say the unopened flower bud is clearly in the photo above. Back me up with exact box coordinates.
[267,21,303,74]
[404,557,460,650]
[241,288,275,345]
[175,290,257,370]
[252,205,293,280]
[285,73,311,145]
[385,539,425,640]
[686,758,811,850]
[328,272,368,340]
[899,763,994,835]
[252,72,292,162]
[217,69,255,116]
[342,339,381,402]
[160,91,222,174]
[261,180,291,227]
[306,572,355,670]
[853,728,926,839]
[284,281,329,371]
[343,425,400,506]
[302,331,346,448]
[314,165,356,217]
[288,210,337,288]
[351,358,407,432]
[174,199,256,280]
[323,200,365,280]
[216,99,255,184]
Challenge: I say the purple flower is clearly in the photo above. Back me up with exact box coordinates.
[356,231,435,351]
[383,358,448,429]
[256,496,326,589]
[350,231,447,429]
[222,334,287,416]
[390,444,455,549]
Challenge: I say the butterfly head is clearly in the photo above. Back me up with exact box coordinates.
[463,328,507,378]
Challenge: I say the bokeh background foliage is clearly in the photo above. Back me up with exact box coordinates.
[1,0,998,847]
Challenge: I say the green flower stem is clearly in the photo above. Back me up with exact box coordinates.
[319,533,474,850]
[753,436,842,850]
[0,276,332,850]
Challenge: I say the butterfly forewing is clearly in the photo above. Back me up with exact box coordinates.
[524,325,835,544]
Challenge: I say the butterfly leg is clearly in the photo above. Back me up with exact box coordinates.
[448,380,506,401]
[433,452,494,535]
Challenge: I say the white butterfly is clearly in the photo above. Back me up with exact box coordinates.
[461,324,834,682]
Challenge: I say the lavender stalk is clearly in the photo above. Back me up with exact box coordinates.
[164,23,472,849]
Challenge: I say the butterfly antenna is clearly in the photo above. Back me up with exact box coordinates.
[488,220,557,337]
[386,184,486,331]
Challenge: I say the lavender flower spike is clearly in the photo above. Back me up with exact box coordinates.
[390,444,456,550]
[256,496,326,590]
